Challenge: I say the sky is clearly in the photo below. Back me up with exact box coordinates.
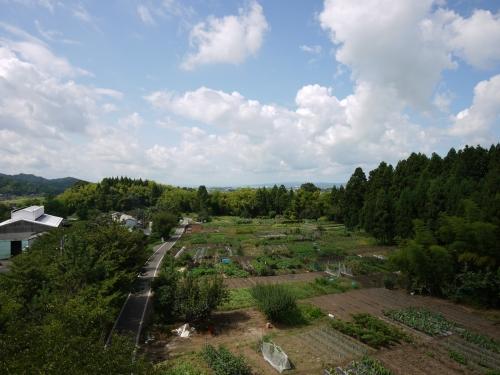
[0,0,499,186]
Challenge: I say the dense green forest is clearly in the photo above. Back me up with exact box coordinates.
[0,220,153,373]
[0,173,81,196]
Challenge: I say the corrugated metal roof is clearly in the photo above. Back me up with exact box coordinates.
[0,213,63,228]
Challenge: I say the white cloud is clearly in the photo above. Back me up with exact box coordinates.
[144,82,433,184]
[451,74,500,140]
[118,112,144,128]
[181,1,268,70]
[72,4,92,23]
[135,0,195,29]
[300,44,322,54]
[34,20,79,44]
[0,26,137,180]
[319,0,456,110]
[137,4,155,26]
[449,10,500,69]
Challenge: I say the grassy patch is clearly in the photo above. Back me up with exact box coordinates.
[156,353,210,375]
[220,288,255,310]
[219,277,352,311]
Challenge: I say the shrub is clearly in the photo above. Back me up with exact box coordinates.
[154,271,228,323]
[383,275,396,290]
[201,344,252,375]
[175,274,229,322]
[250,284,298,324]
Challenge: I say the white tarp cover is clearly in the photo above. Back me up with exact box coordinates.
[262,341,291,373]
[172,323,192,338]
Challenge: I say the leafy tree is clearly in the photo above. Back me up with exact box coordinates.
[344,167,367,229]
[152,211,178,239]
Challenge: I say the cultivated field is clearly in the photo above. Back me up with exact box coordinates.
[172,216,394,281]
[147,217,500,374]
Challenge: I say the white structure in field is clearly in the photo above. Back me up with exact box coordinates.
[262,341,291,373]
[0,206,63,257]
[111,212,140,229]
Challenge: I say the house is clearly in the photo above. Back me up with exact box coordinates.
[111,212,141,229]
[0,206,63,257]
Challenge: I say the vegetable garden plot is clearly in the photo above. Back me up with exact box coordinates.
[329,313,411,349]
[441,335,500,373]
[374,342,467,375]
[194,247,206,262]
[385,307,500,372]
[330,356,393,375]
[280,325,374,367]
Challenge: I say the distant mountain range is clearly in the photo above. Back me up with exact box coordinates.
[209,182,344,191]
[0,173,83,196]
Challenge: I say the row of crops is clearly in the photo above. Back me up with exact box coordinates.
[330,313,411,349]
[384,307,499,351]
[384,307,500,373]
[328,357,393,375]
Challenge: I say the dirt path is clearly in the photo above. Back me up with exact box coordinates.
[224,271,326,288]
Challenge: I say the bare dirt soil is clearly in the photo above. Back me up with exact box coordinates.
[224,271,326,289]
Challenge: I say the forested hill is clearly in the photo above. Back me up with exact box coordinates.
[0,173,83,196]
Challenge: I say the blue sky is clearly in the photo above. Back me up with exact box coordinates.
[0,0,499,185]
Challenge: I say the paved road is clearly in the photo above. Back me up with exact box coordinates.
[106,222,187,347]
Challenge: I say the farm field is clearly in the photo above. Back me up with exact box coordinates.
[224,271,325,288]
[148,286,500,374]
[147,218,500,374]
[172,216,394,282]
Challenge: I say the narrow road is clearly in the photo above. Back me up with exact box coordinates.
[106,220,187,347]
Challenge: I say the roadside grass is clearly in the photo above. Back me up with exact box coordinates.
[219,277,352,311]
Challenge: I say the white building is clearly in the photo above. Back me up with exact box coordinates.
[0,206,63,257]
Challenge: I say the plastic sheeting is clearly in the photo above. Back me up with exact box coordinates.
[172,323,193,338]
[262,341,291,373]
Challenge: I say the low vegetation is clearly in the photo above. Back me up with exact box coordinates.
[333,356,393,375]
[385,307,500,352]
[201,344,252,375]
[384,307,455,336]
[330,313,411,348]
